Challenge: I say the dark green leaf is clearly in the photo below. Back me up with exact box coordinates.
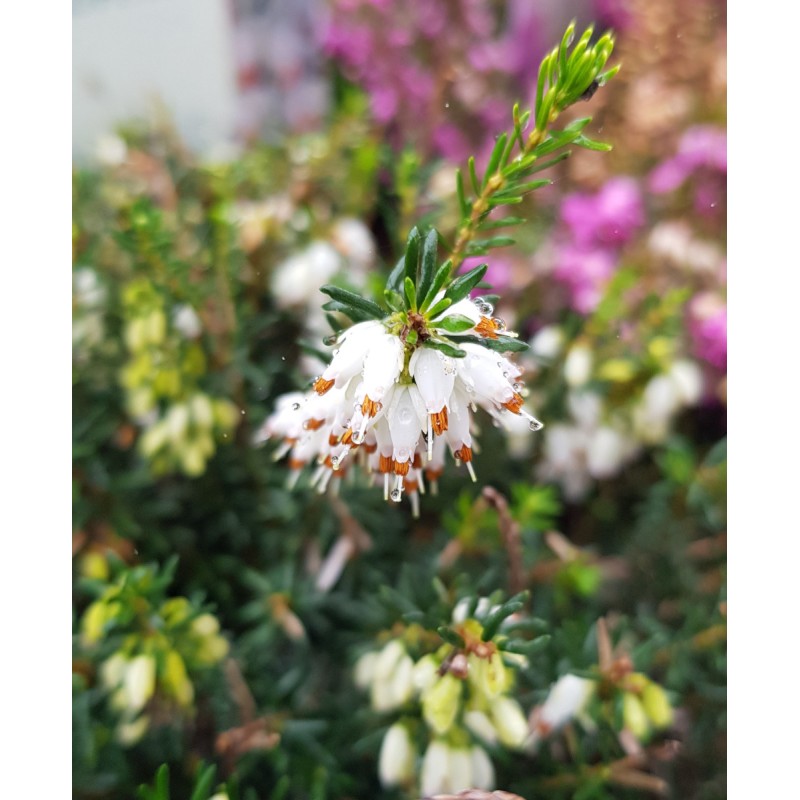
[424,338,467,358]
[455,334,530,353]
[190,764,217,800]
[404,226,422,287]
[320,285,385,320]
[481,597,528,641]
[404,275,417,311]
[420,259,452,311]
[468,156,480,196]
[435,314,477,333]
[574,134,613,152]
[478,216,527,231]
[483,133,508,188]
[418,228,440,304]
[386,256,406,294]
[383,288,406,311]
[437,626,466,648]
[322,300,375,323]
[442,263,488,306]
[455,169,470,218]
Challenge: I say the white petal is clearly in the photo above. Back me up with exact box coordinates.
[409,348,455,413]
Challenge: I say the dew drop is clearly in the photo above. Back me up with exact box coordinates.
[291,402,301,410]
[323,335,338,346]
[492,317,506,332]
[529,419,544,431]
[390,488,402,502]
[331,455,341,470]
[352,430,365,444]
[398,408,414,424]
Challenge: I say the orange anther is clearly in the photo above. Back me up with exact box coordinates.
[313,377,335,395]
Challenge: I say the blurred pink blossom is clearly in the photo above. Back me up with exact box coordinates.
[649,125,727,194]
[560,176,645,248]
[688,293,727,371]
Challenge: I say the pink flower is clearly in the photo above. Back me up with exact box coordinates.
[688,293,727,371]
[649,125,727,194]
[560,177,645,248]
[553,245,618,315]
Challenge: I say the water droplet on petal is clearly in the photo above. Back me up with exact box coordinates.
[492,318,506,331]
[529,419,544,431]
[390,488,402,502]
[323,335,338,346]
[291,402,301,410]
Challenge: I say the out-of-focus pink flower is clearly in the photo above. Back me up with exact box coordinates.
[649,125,727,194]
[560,177,645,248]
[593,0,635,31]
[688,292,727,371]
[552,245,618,315]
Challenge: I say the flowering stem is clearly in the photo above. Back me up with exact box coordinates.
[449,124,551,273]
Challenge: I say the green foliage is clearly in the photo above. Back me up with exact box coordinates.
[72,19,725,800]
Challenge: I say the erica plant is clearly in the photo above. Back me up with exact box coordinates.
[258,23,621,516]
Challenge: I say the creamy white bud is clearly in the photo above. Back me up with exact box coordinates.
[530,325,565,361]
[123,654,156,714]
[378,723,415,787]
[464,709,498,744]
[469,745,496,789]
[420,740,452,796]
[539,674,595,732]
[491,696,529,748]
[564,344,593,387]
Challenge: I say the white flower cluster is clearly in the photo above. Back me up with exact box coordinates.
[257,299,542,515]
[535,336,704,499]
[354,612,531,795]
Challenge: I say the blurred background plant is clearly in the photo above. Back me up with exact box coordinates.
[73,1,726,798]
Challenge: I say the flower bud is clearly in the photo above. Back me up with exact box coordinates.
[354,651,377,690]
[491,695,529,748]
[464,709,498,745]
[116,714,150,746]
[564,343,593,386]
[420,739,452,796]
[422,673,462,735]
[191,613,221,637]
[641,681,673,729]
[622,692,651,740]
[163,650,194,708]
[468,651,509,699]
[123,654,156,714]
[378,723,415,788]
[469,744,496,790]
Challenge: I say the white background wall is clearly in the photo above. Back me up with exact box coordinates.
[73,0,239,161]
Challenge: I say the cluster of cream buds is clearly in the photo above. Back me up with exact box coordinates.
[82,580,229,745]
[72,266,108,359]
[532,332,705,499]
[138,391,239,477]
[354,610,530,795]
[616,671,674,742]
[257,292,542,516]
[118,280,239,475]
